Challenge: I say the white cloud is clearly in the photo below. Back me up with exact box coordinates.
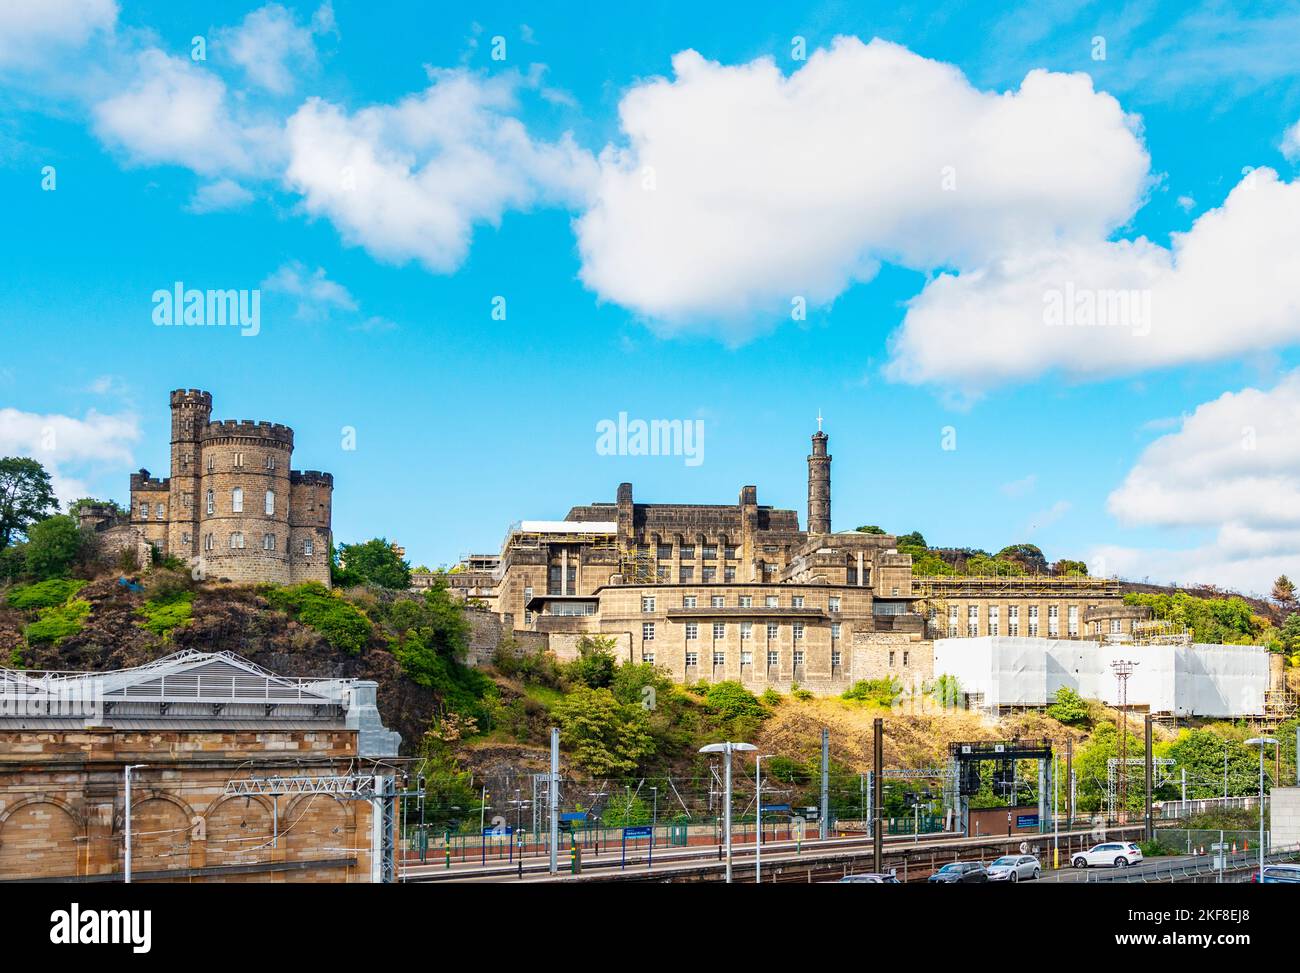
[885,169,1300,395]
[1283,120,1300,163]
[187,178,255,213]
[0,407,139,507]
[217,2,335,95]
[574,37,1149,332]
[261,260,357,319]
[92,48,282,177]
[0,0,117,70]
[283,68,595,273]
[1095,372,1300,593]
[1000,473,1037,499]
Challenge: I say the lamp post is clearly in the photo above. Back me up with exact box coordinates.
[1246,736,1278,883]
[754,753,772,884]
[124,764,148,884]
[699,741,756,884]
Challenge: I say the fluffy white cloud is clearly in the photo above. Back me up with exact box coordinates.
[0,407,139,506]
[217,2,335,95]
[187,178,255,213]
[1093,372,1300,592]
[92,48,282,177]
[574,37,1149,330]
[885,169,1300,394]
[284,68,596,272]
[261,260,357,319]
[0,0,117,70]
[1283,120,1300,163]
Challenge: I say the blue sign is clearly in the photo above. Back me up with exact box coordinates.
[1016,814,1039,828]
[623,826,653,838]
[483,826,514,835]
[560,812,586,822]
[761,803,791,813]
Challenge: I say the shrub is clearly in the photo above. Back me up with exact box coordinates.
[24,598,91,644]
[1046,687,1092,726]
[137,590,193,637]
[842,678,901,706]
[705,681,766,721]
[760,687,782,706]
[263,582,372,655]
[23,515,85,579]
[6,577,87,611]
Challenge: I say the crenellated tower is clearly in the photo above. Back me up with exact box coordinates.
[167,389,212,559]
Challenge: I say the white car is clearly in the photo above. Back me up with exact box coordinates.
[987,854,1040,882]
[1071,842,1143,869]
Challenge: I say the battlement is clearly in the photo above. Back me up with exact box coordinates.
[202,419,295,446]
[170,388,213,409]
[130,468,169,491]
[291,470,334,487]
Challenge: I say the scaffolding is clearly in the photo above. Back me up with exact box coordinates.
[619,544,656,585]
[913,575,1121,599]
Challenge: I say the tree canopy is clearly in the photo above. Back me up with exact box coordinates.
[0,457,57,551]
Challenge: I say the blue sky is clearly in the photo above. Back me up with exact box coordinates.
[4,1,1300,593]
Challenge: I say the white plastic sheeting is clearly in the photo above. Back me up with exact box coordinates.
[933,637,1268,717]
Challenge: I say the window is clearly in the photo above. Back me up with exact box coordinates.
[685,651,698,667]
[642,622,656,641]
[524,586,533,626]
[764,563,778,575]
[767,649,778,667]
[724,568,736,582]
[642,596,656,613]
[739,595,753,608]
[741,650,753,665]
[989,605,999,637]
[204,533,214,551]
[1008,606,1019,637]
[679,567,694,582]
[685,623,698,640]
[828,596,841,612]
[740,622,753,640]
[832,622,841,639]
[657,544,672,560]
[181,532,191,545]
[765,595,779,608]
[702,567,717,583]
[889,651,895,666]
[682,595,697,608]
[766,622,779,639]
[642,651,655,664]
[139,502,149,519]
[262,533,276,551]
[155,503,164,519]
[657,566,669,582]
[303,538,314,556]
[702,545,717,559]
[793,650,805,666]
[711,595,725,608]
[832,649,842,667]
[231,487,243,513]
[265,490,275,515]
[229,531,245,549]
[967,604,979,638]
[792,595,804,608]
[265,455,276,470]
[681,545,695,559]
[1110,618,1123,634]
[1068,605,1079,636]
[724,545,737,559]
[948,604,959,637]
[1048,604,1060,637]
[793,621,805,640]
[1028,605,1039,637]
[712,622,726,639]
[234,452,244,468]
[903,651,910,667]
[712,650,725,666]
[207,456,215,472]
[206,490,214,515]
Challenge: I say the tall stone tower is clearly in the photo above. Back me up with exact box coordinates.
[168,389,212,559]
[807,424,831,536]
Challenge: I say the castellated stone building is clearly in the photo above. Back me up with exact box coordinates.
[110,390,333,586]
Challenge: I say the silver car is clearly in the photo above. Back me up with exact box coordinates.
[987,854,1041,882]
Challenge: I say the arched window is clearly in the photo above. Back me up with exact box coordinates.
[265,490,274,515]
[204,533,214,551]
[262,533,275,551]
[229,532,244,549]
[139,502,149,520]
[206,490,214,515]
[231,487,243,513]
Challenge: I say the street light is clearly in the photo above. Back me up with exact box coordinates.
[754,753,773,884]
[124,764,148,884]
[1246,736,1277,883]
[699,742,756,884]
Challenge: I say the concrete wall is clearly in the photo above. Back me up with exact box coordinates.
[1271,787,1300,850]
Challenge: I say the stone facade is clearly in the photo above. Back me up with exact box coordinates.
[89,390,334,586]
[914,576,1130,641]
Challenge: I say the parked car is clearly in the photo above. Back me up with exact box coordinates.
[987,854,1041,882]
[1253,864,1300,883]
[837,872,901,883]
[1071,842,1144,869]
[928,861,988,883]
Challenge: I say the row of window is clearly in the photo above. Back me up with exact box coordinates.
[645,544,739,561]
[942,604,1079,637]
[205,453,277,471]
[203,488,276,516]
[139,502,165,520]
[641,649,817,667]
[201,533,315,555]
[642,620,842,641]
[641,594,842,612]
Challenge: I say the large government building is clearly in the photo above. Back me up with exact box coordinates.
[420,425,1136,695]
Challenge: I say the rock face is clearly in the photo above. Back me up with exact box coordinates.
[1,578,438,753]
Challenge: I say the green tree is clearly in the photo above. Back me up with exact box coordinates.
[0,457,57,551]
[704,681,766,721]
[854,525,886,534]
[1046,687,1092,727]
[333,537,411,589]
[896,531,927,549]
[1272,575,1297,610]
[1052,559,1089,577]
[1165,730,1259,799]
[553,687,656,775]
[996,544,1048,574]
[23,514,85,579]
[601,787,652,827]
[67,497,125,520]
[565,634,617,689]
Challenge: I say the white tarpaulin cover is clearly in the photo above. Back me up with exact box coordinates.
[933,637,1268,716]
